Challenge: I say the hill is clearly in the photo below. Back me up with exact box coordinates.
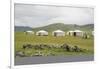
[15,23,94,32]
[15,26,33,32]
[32,23,94,32]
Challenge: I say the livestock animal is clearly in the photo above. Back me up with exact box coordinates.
[22,44,33,49]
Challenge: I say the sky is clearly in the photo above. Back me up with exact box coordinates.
[15,3,94,28]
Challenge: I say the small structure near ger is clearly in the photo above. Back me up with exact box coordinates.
[25,31,34,35]
[92,31,94,36]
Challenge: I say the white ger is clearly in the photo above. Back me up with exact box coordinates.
[25,31,34,35]
[36,30,48,36]
[67,30,84,37]
[73,30,84,37]
[52,30,65,37]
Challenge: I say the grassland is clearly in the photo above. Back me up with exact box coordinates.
[15,32,94,57]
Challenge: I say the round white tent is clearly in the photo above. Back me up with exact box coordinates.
[52,30,65,37]
[67,31,74,36]
[25,31,34,35]
[67,30,84,37]
[36,30,48,36]
[73,30,84,37]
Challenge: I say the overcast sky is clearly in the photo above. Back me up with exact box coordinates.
[15,3,94,28]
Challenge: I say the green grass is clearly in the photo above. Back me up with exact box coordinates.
[15,32,94,57]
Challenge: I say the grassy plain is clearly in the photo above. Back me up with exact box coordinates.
[15,32,94,57]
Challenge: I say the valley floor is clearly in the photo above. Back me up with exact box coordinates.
[15,32,94,57]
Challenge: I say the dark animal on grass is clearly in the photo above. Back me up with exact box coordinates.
[39,44,45,49]
[22,44,33,49]
[33,44,44,50]
[73,46,81,52]
[33,45,39,50]
[39,44,53,49]
[61,44,71,51]
[42,44,52,49]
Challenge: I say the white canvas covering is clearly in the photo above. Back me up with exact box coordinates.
[52,30,65,36]
[36,30,48,36]
[73,30,83,36]
[67,31,74,36]
[25,31,34,34]
[67,30,83,36]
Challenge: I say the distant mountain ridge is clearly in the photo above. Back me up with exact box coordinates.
[32,23,94,32]
[15,26,33,32]
[15,23,94,32]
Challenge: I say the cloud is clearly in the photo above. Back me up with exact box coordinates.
[15,3,94,27]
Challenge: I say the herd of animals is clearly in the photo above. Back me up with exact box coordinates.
[15,43,88,57]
